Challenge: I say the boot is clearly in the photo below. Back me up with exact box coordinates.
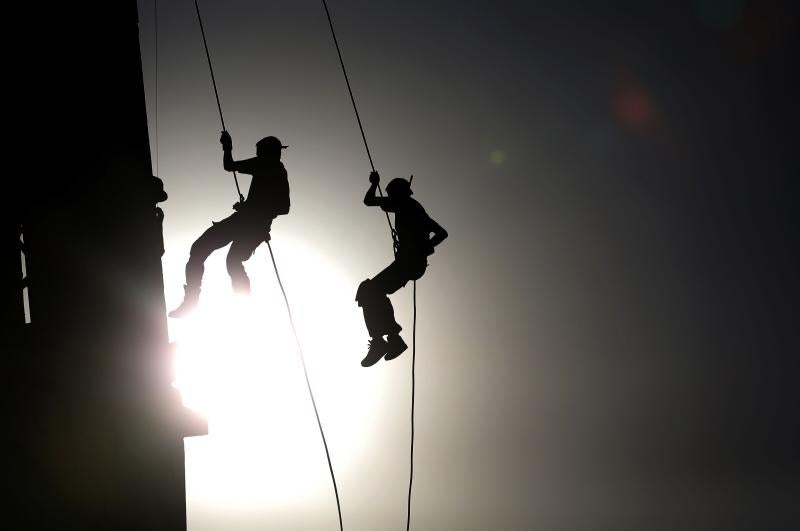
[383,334,408,361]
[361,337,389,367]
[168,285,200,319]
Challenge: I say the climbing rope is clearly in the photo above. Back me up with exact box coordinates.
[406,280,417,531]
[320,2,418,529]
[267,242,344,531]
[191,3,343,530]
[320,0,398,254]
[192,0,245,203]
[153,0,159,176]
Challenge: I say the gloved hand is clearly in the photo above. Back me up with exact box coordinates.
[220,130,233,151]
[232,201,243,211]
[369,171,380,184]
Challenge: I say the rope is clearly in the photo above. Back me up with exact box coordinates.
[193,0,245,203]
[153,0,159,176]
[266,242,344,531]
[320,2,418,528]
[320,0,397,254]
[406,280,417,531]
[191,3,342,528]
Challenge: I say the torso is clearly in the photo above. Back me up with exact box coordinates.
[245,160,289,221]
[393,198,434,257]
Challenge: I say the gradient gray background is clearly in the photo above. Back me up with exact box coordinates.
[137,1,798,529]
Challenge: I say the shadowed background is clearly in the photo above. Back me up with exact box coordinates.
[136,1,798,529]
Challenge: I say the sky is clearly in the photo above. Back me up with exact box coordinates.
[136,1,798,530]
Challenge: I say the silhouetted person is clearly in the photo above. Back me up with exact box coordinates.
[169,131,290,318]
[356,171,448,366]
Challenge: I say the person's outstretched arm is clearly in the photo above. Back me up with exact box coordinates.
[364,171,390,208]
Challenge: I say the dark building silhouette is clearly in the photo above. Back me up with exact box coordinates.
[4,2,205,529]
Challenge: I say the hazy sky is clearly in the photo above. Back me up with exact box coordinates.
[137,1,797,530]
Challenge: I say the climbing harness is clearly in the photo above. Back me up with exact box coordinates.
[320,2,418,529]
[191,2,343,530]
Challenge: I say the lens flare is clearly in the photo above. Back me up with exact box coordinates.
[614,83,656,131]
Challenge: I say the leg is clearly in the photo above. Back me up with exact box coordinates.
[185,215,239,291]
[355,261,412,366]
[169,215,238,318]
[356,274,396,366]
[226,238,261,294]
[225,217,271,294]
[355,260,413,339]
[356,257,427,362]
[356,261,402,367]
[356,263,401,339]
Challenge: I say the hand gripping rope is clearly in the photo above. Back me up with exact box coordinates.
[192,2,344,530]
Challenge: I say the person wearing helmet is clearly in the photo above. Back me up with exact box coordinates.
[169,131,290,318]
[356,170,448,366]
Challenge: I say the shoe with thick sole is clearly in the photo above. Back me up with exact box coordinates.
[383,334,408,361]
[361,337,389,367]
[169,285,199,319]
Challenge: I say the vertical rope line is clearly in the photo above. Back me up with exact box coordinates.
[266,242,344,531]
[406,280,417,531]
[153,0,159,176]
[320,0,397,253]
[193,0,244,202]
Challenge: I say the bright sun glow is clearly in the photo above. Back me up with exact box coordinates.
[166,238,384,511]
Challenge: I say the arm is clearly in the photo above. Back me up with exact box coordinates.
[220,131,257,174]
[223,148,235,171]
[427,217,448,248]
[363,171,390,208]
[224,156,258,174]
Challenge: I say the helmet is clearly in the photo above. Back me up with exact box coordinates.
[256,136,289,151]
[386,177,413,197]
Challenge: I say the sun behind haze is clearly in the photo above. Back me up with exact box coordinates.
[168,238,385,516]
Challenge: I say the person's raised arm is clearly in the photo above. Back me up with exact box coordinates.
[363,171,389,207]
[220,131,256,174]
[221,131,234,170]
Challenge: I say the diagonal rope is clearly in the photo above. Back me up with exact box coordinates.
[192,2,342,528]
[320,0,397,254]
[193,0,245,203]
[406,280,417,531]
[267,242,344,531]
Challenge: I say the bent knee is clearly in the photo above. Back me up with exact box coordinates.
[189,241,210,260]
[355,279,373,306]
[226,253,245,270]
